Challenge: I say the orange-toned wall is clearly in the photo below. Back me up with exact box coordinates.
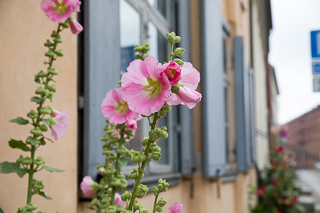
[0,1,78,212]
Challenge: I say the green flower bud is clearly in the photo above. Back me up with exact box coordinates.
[101,136,109,141]
[150,152,162,161]
[115,204,124,212]
[174,48,185,57]
[155,205,163,212]
[171,84,180,94]
[116,147,127,154]
[173,58,184,66]
[117,173,126,179]
[158,131,168,139]
[26,202,37,211]
[51,30,58,37]
[149,130,157,138]
[131,153,146,163]
[161,126,167,131]
[35,87,46,95]
[105,168,116,175]
[61,22,69,28]
[27,110,38,119]
[166,33,175,43]
[54,50,64,57]
[37,70,47,77]
[16,155,24,164]
[48,117,56,125]
[102,149,112,155]
[141,137,149,146]
[44,40,54,47]
[54,37,62,43]
[128,171,139,179]
[158,199,167,207]
[32,179,44,190]
[151,186,159,195]
[106,206,116,213]
[120,179,128,188]
[39,124,48,132]
[136,184,148,198]
[140,210,149,213]
[47,85,56,92]
[110,178,121,187]
[48,68,58,75]
[150,144,161,153]
[106,129,114,135]
[158,183,164,191]
[34,156,45,165]
[126,150,133,158]
[30,128,42,136]
[39,107,51,115]
[45,51,55,57]
[22,157,33,165]
[160,109,166,117]
[174,36,181,43]
[91,198,98,206]
[121,191,132,201]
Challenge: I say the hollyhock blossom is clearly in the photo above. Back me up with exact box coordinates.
[126,119,137,130]
[257,186,266,196]
[121,56,171,116]
[101,88,140,124]
[114,192,125,208]
[69,18,83,35]
[168,202,183,213]
[41,0,81,23]
[163,61,181,85]
[80,176,95,197]
[276,146,284,153]
[51,110,69,141]
[166,62,201,109]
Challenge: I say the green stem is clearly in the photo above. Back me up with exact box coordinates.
[26,146,35,203]
[128,112,159,210]
[152,192,160,213]
[169,43,174,61]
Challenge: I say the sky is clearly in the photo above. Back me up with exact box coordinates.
[269,0,320,125]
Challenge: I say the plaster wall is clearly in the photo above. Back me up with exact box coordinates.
[0,1,78,212]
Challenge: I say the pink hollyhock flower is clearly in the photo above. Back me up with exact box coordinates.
[114,192,125,208]
[257,186,266,196]
[163,61,181,86]
[51,110,69,141]
[167,62,201,109]
[126,119,137,130]
[121,56,171,116]
[69,18,83,35]
[80,176,95,197]
[101,88,140,124]
[41,0,81,23]
[276,146,284,153]
[168,202,183,213]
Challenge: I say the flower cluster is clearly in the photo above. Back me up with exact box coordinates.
[250,130,303,213]
[80,33,197,212]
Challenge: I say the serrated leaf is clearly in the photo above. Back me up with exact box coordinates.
[118,157,128,166]
[42,166,64,173]
[9,117,29,125]
[42,119,51,126]
[27,136,40,146]
[9,139,30,151]
[37,191,52,200]
[0,161,27,178]
[0,207,4,213]
[31,96,44,103]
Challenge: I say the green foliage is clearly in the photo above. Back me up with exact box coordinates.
[9,139,30,151]
[37,191,52,200]
[30,97,44,103]
[10,117,29,125]
[0,207,3,213]
[0,161,27,178]
[26,136,40,146]
[42,166,64,173]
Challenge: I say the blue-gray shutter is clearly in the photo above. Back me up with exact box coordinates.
[234,36,251,171]
[202,0,227,177]
[248,68,256,163]
[83,0,121,178]
[177,0,194,174]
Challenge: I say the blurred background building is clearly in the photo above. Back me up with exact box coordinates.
[0,0,276,212]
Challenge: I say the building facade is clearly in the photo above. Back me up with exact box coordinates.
[0,0,273,212]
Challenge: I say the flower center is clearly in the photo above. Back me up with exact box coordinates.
[144,78,161,98]
[115,101,129,115]
[165,68,177,80]
[54,2,67,15]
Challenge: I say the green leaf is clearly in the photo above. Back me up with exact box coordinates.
[9,117,29,125]
[44,136,54,143]
[27,136,40,146]
[86,207,95,210]
[37,191,52,200]
[42,119,51,126]
[42,166,64,173]
[35,75,41,84]
[31,96,44,103]
[118,157,128,166]
[0,207,4,213]
[0,161,27,178]
[9,139,30,151]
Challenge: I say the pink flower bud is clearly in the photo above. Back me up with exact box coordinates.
[69,19,83,35]
[168,202,183,213]
[98,167,105,175]
[114,192,125,208]
[50,110,69,141]
[163,61,181,86]
[126,119,137,130]
[80,176,95,197]
[176,86,202,109]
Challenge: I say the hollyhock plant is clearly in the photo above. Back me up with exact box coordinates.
[167,62,202,109]
[51,110,70,141]
[168,202,183,213]
[41,0,81,23]
[163,61,181,86]
[120,56,171,116]
[80,176,95,197]
[69,18,83,35]
[101,88,141,124]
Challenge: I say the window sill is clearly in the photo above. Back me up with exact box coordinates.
[221,171,237,183]
[127,173,181,190]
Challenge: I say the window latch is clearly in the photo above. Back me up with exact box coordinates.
[209,169,221,199]
[182,166,196,199]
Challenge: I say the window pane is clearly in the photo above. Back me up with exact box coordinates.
[148,0,168,19]
[120,0,140,72]
[148,22,168,63]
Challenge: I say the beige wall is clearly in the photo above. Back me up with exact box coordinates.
[0,1,78,212]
